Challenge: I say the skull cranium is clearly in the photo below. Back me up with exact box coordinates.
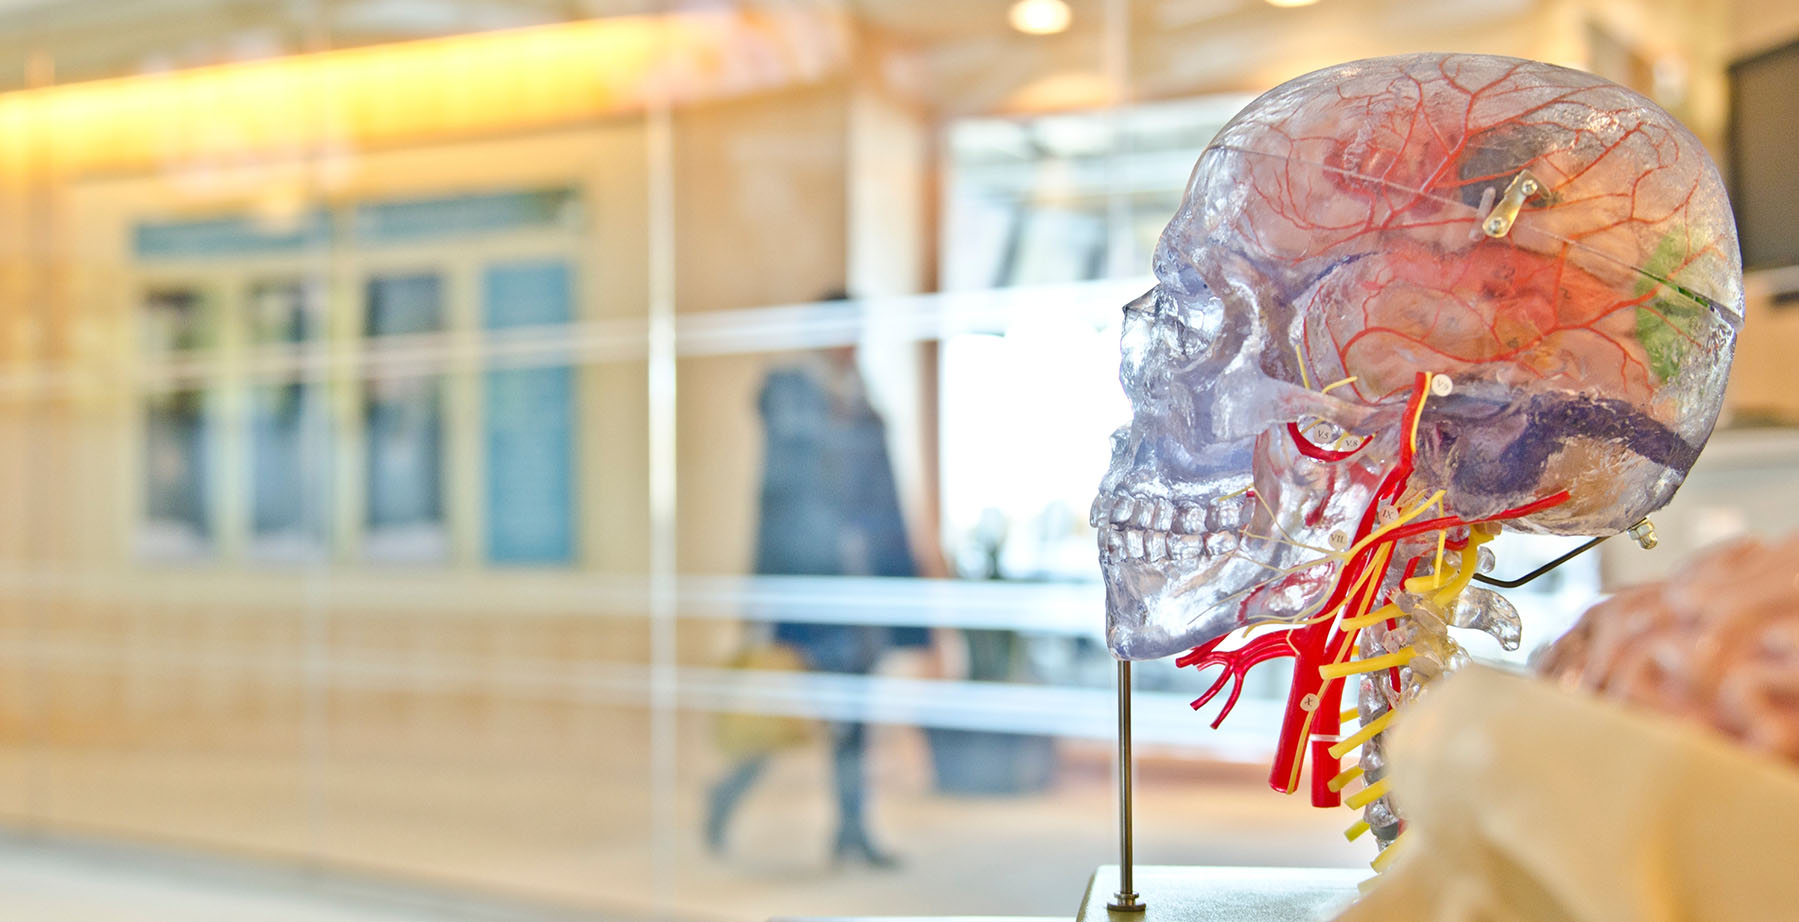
[1095,53,1742,664]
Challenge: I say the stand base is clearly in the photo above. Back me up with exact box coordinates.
[1105,892,1144,913]
[1079,866,1361,922]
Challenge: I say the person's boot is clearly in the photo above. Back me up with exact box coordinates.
[706,758,766,855]
[704,787,729,854]
[831,828,900,869]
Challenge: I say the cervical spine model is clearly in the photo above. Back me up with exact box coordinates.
[1092,53,1742,864]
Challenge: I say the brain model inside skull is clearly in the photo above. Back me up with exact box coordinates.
[1091,53,1742,855]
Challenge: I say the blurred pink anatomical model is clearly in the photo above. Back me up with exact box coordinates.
[1540,534,1799,767]
[1091,53,1742,861]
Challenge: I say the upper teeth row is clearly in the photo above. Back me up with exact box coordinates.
[1100,527,1240,563]
[1089,492,1250,534]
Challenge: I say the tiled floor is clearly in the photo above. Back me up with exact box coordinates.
[0,834,588,922]
[0,736,1367,921]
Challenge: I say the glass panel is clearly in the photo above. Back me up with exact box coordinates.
[363,377,445,562]
[484,258,574,329]
[364,273,446,563]
[364,272,444,338]
[248,281,329,560]
[938,318,1125,582]
[8,2,1761,920]
[141,388,214,559]
[249,382,329,559]
[483,260,576,565]
[0,6,670,916]
[134,211,331,261]
[943,97,1248,291]
[354,188,580,244]
[247,278,322,346]
[664,9,1143,912]
[141,288,214,353]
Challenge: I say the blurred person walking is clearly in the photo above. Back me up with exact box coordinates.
[705,308,923,869]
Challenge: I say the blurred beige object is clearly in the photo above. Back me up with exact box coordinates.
[1338,665,1799,922]
[1726,269,1799,424]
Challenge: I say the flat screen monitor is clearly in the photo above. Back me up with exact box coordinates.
[1730,39,1799,271]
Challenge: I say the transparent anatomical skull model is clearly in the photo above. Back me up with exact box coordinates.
[1092,53,1741,857]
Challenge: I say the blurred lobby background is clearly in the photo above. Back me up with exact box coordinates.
[0,0,1794,918]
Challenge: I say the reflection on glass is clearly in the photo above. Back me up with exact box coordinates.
[248,281,330,560]
[1009,207,1107,285]
[141,389,213,558]
[364,273,446,562]
[939,320,1125,581]
[707,346,926,865]
[942,97,1248,290]
[0,4,1728,917]
[140,285,215,559]
[140,288,213,353]
[483,260,576,565]
[364,273,443,337]
[248,279,321,346]
[134,211,331,261]
[354,187,580,243]
[250,383,329,558]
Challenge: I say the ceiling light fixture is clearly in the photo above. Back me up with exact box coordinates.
[1009,0,1072,35]
[1265,0,1322,7]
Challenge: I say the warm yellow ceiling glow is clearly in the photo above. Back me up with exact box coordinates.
[1265,0,1321,7]
[0,11,849,177]
[1009,0,1073,35]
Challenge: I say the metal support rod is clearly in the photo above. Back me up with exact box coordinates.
[1109,659,1145,912]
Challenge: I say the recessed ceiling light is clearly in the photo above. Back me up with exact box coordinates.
[1266,0,1321,7]
[1009,0,1072,35]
